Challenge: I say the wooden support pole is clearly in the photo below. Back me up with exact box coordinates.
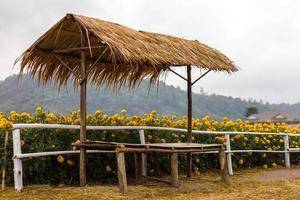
[13,129,23,191]
[134,153,142,183]
[186,65,192,178]
[171,153,179,187]
[225,134,233,175]
[117,151,127,195]
[79,29,87,187]
[219,147,229,183]
[284,135,290,168]
[138,129,147,177]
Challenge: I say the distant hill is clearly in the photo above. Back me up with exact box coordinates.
[1,74,299,119]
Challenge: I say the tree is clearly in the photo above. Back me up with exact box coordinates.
[245,107,258,117]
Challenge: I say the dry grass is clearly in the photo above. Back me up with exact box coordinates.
[1,168,300,200]
[18,13,238,89]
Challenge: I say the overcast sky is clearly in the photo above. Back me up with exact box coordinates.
[1,0,300,104]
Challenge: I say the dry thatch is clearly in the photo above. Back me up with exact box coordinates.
[17,13,238,88]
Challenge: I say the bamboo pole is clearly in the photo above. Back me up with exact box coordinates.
[186,65,192,178]
[1,131,8,190]
[79,29,87,187]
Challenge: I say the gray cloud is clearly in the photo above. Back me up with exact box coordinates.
[1,0,300,104]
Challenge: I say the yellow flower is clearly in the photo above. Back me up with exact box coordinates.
[35,106,43,113]
[272,163,277,168]
[67,160,74,166]
[21,140,25,146]
[263,164,268,169]
[262,153,267,158]
[57,155,64,163]
[75,140,80,144]
[239,159,244,165]
[160,139,166,143]
[120,109,127,115]
[106,165,112,172]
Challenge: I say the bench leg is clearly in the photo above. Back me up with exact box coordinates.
[187,152,192,178]
[117,152,127,194]
[171,153,179,187]
[219,148,229,183]
[134,153,143,183]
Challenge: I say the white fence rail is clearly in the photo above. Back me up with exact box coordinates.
[11,123,300,191]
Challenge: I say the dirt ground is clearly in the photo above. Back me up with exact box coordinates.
[0,167,300,200]
[255,167,300,181]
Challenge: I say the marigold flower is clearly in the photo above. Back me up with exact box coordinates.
[239,159,244,165]
[106,165,112,172]
[57,155,64,163]
[67,160,74,166]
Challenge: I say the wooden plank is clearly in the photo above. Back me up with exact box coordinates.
[171,153,179,187]
[219,148,229,183]
[145,176,171,185]
[134,153,142,183]
[116,151,127,195]
[73,143,223,153]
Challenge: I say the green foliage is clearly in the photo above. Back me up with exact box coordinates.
[245,107,259,117]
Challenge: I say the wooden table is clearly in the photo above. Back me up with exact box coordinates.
[72,141,228,194]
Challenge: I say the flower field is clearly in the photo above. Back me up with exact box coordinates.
[0,107,300,185]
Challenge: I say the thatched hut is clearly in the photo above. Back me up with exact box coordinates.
[17,13,238,186]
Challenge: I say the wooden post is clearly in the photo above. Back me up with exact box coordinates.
[116,151,127,195]
[1,131,9,190]
[187,65,192,178]
[13,129,23,191]
[138,130,147,177]
[134,153,142,183]
[79,29,87,187]
[171,153,179,187]
[284,135,290,168]
[219,147,229,183]
[225,134,233,175]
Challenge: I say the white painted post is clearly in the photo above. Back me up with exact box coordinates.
[284,135,290,168]
[225,134,233,175]
[12,129,23,191]
[138,130,147,177]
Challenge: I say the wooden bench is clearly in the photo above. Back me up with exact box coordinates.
[73,141,229,194]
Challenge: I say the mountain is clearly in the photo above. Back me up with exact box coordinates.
[0,74,298,119]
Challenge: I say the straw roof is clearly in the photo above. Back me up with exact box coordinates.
[18,13,238,88]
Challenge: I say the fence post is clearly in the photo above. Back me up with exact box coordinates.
[138,130,147,177]
[225,134,233,175]
[12,129,23,192]
[284,134,290,168]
